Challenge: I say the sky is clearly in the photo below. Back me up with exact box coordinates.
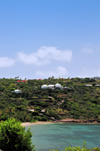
[0,0,100,79]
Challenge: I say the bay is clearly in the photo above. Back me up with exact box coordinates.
[26,123,100,151]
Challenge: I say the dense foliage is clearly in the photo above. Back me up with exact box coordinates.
[0,77,100,122]
[50,141,100,151]
[0,118,35,151]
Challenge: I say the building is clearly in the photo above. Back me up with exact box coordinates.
[95,84,100,87]
[41,85,48,89]
[41,84,55,89]
[55,83,63,89]
[41,83,63,90]
[13,89,22,93]
[94,77,100,80]
[63,87,68,89]
[48,84,54,89]
[85,84,92,87]
[16,80,27,83]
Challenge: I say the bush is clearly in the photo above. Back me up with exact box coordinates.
[39,101,48,107]
[42,116,48,121]
[0,118,35,151]
[50,141,100,151]
[34,116,42,121]
[46,110,60,120]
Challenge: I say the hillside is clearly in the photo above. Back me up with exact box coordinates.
[0,77,100,122]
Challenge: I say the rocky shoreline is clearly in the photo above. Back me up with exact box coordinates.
[59,118,100,124]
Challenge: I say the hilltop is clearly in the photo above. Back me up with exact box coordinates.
[0,77,100,123]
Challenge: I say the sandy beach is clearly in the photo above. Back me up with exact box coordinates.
[21,118,100,126]
[21,121,55,126]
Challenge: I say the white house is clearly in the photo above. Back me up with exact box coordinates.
[13,89,22,93]
[55,83,63,89]
[95,84,100,87]
[41,85,48,89]
[85,84,92,87]
[41,84,55,89]
[41,83,63,89]
[48,84,54,89]
[63,87,68,89]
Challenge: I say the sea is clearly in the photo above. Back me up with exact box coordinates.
[26,123,100,151]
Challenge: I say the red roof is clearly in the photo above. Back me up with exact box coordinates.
[22,80,28,83]
[36,78,42,80]
[17,80,21,82]
[17,80,27,83]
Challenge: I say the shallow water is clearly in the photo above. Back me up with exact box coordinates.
[26,123,100,151]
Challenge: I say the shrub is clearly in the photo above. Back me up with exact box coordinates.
[0,118,35,151]
[46,110,60,120]
[34,116,42,121]
[35,107,41,111]
[42,116,48,121]
[50,141,100,151]
[39,101,48,107]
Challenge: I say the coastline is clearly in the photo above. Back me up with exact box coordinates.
[21,118,100,127]
[21,121,55,126]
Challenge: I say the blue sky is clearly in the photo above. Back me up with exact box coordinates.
[0,0,100,79]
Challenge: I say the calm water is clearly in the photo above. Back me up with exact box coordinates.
[26,123,100,151]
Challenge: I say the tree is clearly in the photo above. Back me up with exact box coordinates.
[0,118,35,151]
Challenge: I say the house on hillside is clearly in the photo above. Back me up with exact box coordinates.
[55,83,63,89]
[41,83,63,90]
[12,89,22,93]
[16,80,21,83]
[41,85,48,89]
[85,84,92,87]
[22,80,28,83]
[63,87,68,89]
[41,109,46,113]
[95,84,100,87]
[28,109,34,112]
[48,84,54,89]
[41,84,55,89]
[16,80,27,83]
[94,77,100,80]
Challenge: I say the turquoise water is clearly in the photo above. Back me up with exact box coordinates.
[26,123,100,151]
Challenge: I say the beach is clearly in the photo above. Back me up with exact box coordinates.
[21,121,55,126]
[21,118,100,126]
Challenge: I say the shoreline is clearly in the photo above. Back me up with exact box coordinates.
[21,121,55,126]
[21,119,100,127]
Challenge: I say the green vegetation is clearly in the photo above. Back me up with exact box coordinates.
[50,141,100,151]
[0,77,100,122]
[0,118,35,151]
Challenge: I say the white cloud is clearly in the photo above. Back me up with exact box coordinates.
[17,46,72,66]
[35,66,68,78]
[0,57,15,67]
[82,48,93,54]
[56,66,68,75]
